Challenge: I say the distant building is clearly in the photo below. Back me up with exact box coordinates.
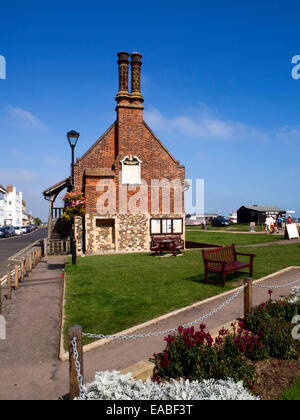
[237,205,286,224]
[27,212,34,225]
[229,212,237,224]
[5,185,23,227]
[22,200,28,225]
[186,213,219,225]
[0,184,7,227]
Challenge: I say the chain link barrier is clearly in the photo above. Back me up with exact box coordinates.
[71,337,86,400]
[253,278,300,290]
[82,284,247,341]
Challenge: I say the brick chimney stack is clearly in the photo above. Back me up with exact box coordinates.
[115,52,130,104]
[115,51,144,160]
[130,52,144,105]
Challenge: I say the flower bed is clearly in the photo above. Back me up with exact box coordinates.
[151,288,300,400]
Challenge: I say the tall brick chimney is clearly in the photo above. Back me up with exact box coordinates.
[115,51,144,159]
[115,52,130,104]
[130,52,144,104]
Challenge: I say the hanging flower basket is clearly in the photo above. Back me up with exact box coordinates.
[62,192,85,221]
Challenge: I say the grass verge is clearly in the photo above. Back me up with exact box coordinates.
[280,375,300,400]
[185,230,285,246]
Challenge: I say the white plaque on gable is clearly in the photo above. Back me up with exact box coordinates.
[121,156,142,185]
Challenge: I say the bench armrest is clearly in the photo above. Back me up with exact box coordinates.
[235,252,256,258]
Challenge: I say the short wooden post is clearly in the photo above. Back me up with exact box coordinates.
[29,254,32,272]
[69,325,84,400]
[14,265,19,290]
[25,257,29,277]
[32,251,36,268]
[0,281,2,313]
[7,271,12,300]
[21,260,25,282]
[244,277,253,317]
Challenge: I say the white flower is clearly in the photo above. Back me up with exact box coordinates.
[77,371,258,401]
[287,286,300,305]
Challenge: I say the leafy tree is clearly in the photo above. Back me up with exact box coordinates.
[33,217,42,226]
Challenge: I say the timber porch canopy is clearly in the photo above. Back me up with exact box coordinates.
[43,177,71,219]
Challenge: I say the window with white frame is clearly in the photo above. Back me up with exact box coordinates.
[150,218,183,235]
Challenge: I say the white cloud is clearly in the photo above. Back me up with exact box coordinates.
[10,149,30,160]
[275,126,300,145]
[144,105,270,143]
[7,106,48,130]
[0,169,37,183]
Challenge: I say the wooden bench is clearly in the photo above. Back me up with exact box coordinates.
[150,235,184,256]
[202,244,256,287]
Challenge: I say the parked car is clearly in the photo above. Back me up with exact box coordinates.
[21,226,27,234]
[7,226,15,236]
[14,226,23,236]
[25,225,32,234]
[211,217,231,227]
[0,227,10,238]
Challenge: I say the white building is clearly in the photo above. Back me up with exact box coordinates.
[5,185,23,227]
[0,184,7,227]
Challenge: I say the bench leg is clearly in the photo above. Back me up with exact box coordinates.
[249,257,254,277]
[221,271,226,287]
[204,271,209,284]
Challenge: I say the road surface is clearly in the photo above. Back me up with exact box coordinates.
[0,228,47,278]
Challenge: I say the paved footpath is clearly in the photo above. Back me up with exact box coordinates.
[0,255,300,400]
[0,256,68,400]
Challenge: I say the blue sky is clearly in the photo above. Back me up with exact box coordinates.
[1,1,300,220]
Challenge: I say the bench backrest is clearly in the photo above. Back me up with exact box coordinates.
[202,245,236,268]
[151,235,182,244]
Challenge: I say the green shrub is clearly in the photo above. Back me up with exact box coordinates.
[151,296,300,390]
[244,300,299,359]
[150,325,257,389]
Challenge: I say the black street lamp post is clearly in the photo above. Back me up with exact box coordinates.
[67,130,80,265]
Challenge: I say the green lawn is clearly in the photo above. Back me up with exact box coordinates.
[186,230,285,246]
[186,223,266,232]
[64,242,300,348]
[280,376,300,400]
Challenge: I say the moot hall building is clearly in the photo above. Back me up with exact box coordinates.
[43,52,185,255]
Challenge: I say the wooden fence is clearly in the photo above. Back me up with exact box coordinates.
[43,238,71,256]
[0,246,42,314]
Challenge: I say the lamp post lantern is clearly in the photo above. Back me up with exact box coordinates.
[67,130,80,265]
